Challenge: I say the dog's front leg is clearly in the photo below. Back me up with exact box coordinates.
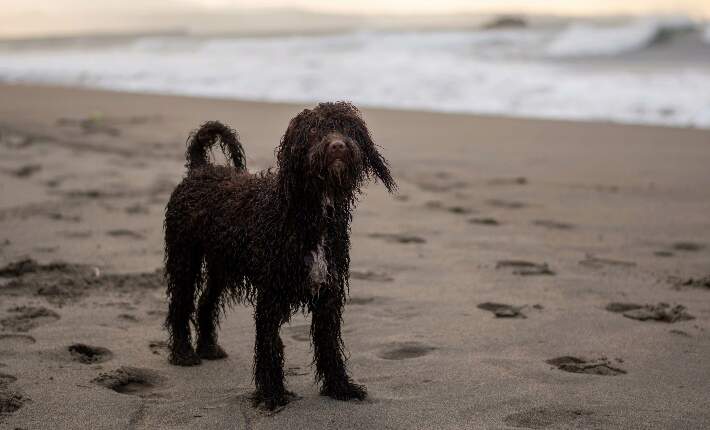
[311,290,367,401]
[253,296,290,410]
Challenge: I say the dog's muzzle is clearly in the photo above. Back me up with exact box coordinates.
[326,139,348,172]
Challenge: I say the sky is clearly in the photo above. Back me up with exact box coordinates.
[192,0,710,16]
[3,0,709,15]
[2,0,709,38]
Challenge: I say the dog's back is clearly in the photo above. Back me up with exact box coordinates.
[166,165,270,243]
[164,122,271,253]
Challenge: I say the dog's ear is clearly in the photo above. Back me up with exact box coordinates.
[276,108,317,204]
[345,107,397,193]
[277,108,312,168]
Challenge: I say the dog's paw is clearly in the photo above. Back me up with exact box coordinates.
[168,348,202,366]
[251,389,296,411]
[196,342,228,360]
[321,380,367,401]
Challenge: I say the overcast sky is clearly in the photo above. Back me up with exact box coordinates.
[2,0,709,38]
[3,0,709,15]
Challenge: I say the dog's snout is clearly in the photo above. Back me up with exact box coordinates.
[328,140,347,153]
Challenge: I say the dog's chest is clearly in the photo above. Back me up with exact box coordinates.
[308,237,329,286]
[307,196,333,292]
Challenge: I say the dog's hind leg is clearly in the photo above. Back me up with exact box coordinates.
[252,293,291,410]
[311,290,367,401]
[165,242,203,366]
[196,259,229,360]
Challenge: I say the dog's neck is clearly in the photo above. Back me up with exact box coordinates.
[276,173,349,214]
[298,186,336,219]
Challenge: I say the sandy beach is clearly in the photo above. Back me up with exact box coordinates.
[0,83,709,429]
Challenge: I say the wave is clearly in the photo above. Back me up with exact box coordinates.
[0,23,709,128]
[546,16,697,57]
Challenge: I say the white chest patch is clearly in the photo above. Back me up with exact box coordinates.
[309,196,333,293]
[309,237,329,286]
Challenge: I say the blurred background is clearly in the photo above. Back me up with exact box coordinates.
[1,0,709,128]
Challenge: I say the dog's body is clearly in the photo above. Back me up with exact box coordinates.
[164,102,395,409]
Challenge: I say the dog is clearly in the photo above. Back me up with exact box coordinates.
[163,102,395,409]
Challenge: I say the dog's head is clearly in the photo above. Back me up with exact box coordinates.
[276,102,396,199]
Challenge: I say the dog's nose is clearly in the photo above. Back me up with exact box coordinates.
[328,140,347,153]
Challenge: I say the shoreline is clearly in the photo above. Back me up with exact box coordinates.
[3,81,710,133]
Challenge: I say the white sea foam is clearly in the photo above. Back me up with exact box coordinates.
[0,23,709,128]
[546,16,696,57]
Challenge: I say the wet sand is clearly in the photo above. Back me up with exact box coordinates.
[1,83,709,429]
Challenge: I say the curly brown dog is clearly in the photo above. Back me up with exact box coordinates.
[163,102,395,409]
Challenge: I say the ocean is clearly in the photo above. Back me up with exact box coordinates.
[1,15,709,128]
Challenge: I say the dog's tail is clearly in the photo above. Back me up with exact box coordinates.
[185,121,246,171]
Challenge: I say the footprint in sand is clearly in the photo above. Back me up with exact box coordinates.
[1,306,60,332]
[606,302,694,323]
[146,309,168,319]
[57,115,121,137]
[378,342,436,360]
[125,204,150,215]
[118,313,139,322]
[469,217,500,226]
[104,270,164,291]
[546,356,626,376]
[477,302,527,318]
[496,260,555,276]
[503,407,593,429]
[487,177,528,186]
[0,372,17,385]
[604,302,643,313]
[654,250,675,257]
[486,199,528,209]
[411,175,468,192]
[0,387,28,415]
[0,334,36,351]
[671,275,710,290]
[672,242,705,252]
[368,233,426,244]
[0,258,70,277]
[350,270,393,282]
[58,230,93,239]
[0,260,163,304]
[669,329,691,337]
[6,164,42,178]
[285,325,310,342]
[425,201,475,215]
[148,340,169,355]
[0,132,33,149]
[36,283,85,304]
[93,367,166,397]
[285,366,309,377]
[446,205,474,215]
[579,255,636,269]
[106,229,145,239]
[47,212,81,223]
[68,343,113,364]
[532,220,574,230]
[348,296,383,306]
[61,189,115,200]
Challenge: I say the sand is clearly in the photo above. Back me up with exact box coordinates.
[0,83,709,429]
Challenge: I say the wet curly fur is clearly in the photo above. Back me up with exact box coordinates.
[164,102,395,410]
